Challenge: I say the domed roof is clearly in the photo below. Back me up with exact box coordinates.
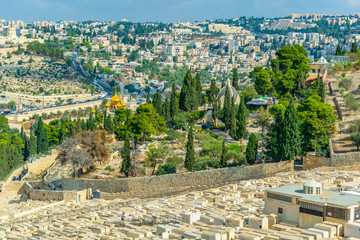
[105,101,111,108]
[111,87,121,106]
[218,78,239,100]
[91,107,96,114]
[121,102,126,108]
[304,180,322,188]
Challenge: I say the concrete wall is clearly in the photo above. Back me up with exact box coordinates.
[330,152,360,167]
[62,161,293,199]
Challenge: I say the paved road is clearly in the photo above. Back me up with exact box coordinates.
[210,129,238,144]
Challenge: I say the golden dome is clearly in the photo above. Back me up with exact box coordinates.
[111,87,121,106]
[105,101,111,108]
[121,102,126,108]
[115,102,122,109]
[91,108,96,114]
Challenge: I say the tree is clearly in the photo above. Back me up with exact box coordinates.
[351,42,358,53]
[253,107,271,134]
[298,95,337,151]
[35,117,49,154]
[317,75,326,102]
[212,100,219,126]
[152,92,162,114]
[229,97,237,139]
[114,108,128,124]
[170,83,178,118]
[146,144,171,175]
[246,133,258,165]
[29,131,37,157]
[280,98,302,161]
[339,78,353,90]
[345,93,360,113]
[146,92,151,104]
[163,96,171,122]
[293,70,306,98]
[104,115,115,134]
[207,79,219,104]
[223,85,232,130]
[184,126,195,171]
[179,70,195,112]
[195,73,202,109]
[254,67,272,95]
[335,44,343,55]
[120,132,131,177]
[236,95,247,140]
[59,121,65,144]
[219,139,227,167]
[232,68,239,90]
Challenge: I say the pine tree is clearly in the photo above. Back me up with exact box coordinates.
[219,139,227,168]
[87,113,96,131]
[229,97,237,139]
[120,132,131,177]
[179,70,193,112]
[184,126,195,171]
[152,92,163,115]
[170,83,178,118]
[246,133,258,165]
[195,73,202,109]
[351,42,358,53]
[335,44,343,55]
[163,96,171,122]
[223,85,232,130]
[59,121,65,144]
[317,74,326,102]
[279,98,302,161]
[236,95,247,140]
[232,68,239,90]
[29,131,37,157]
[104,115,115,134]
[146,91,151,104]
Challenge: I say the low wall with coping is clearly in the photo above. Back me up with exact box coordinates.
[61,161,293,199]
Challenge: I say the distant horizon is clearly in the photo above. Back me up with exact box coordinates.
[2,0,360,23]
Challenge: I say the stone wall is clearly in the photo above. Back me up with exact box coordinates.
[303,152,331,170]
[331,152,360,167]
[62,161,293,199]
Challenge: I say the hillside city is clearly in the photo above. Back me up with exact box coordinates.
[1,10,360,239]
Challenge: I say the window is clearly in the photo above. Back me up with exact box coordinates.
[309,187,313,194]
[326,207,348,220]
[355,208,360,220]
[278,208,283,214]
[316,187,321,194]
[300,201,323,217]
[267,192,292,203]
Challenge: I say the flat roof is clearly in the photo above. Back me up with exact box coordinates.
[267,184,360,208]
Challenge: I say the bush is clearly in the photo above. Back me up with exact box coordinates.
[156,164,176,175]
[339,78,353,90]
[105,166,115,172]
[195,156,219,171]
[341,73,346,78]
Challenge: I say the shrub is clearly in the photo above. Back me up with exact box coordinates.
[105,166,115,172]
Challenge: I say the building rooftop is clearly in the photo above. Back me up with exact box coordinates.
[267,184,360,208]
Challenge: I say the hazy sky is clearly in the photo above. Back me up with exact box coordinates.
[1,0,360,23]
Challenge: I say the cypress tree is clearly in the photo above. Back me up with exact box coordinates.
[223,85,232,130]
[212,99,219,126]
[335,44,343,55]
[266,113,283,162]
[43,128,49,154]
[317,74,326,103]
[293,69,305,98]
[229,97,237,139]
[163,96,171,122]
[81,119,87,131]
[236,95,247,140]
[170,83,178,118]
[121,132,131,177]
[23,135,30,161]
[208,79,219,104]
[280,98,302,161]
[219,139,227,168]
[76,113,82,133]
[246,133,258,165]
[184,126,195,171]
[232,68,239,90]
[195,73,202,109]
[351,42,358,53]
[179,70,193,112]
[29,131,37,157]
[104,115,115,134]
[152,92,163,115]
[35,118,45,154]
[146,91,151,104]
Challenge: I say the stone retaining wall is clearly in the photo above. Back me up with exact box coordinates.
[62,161,293,199]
